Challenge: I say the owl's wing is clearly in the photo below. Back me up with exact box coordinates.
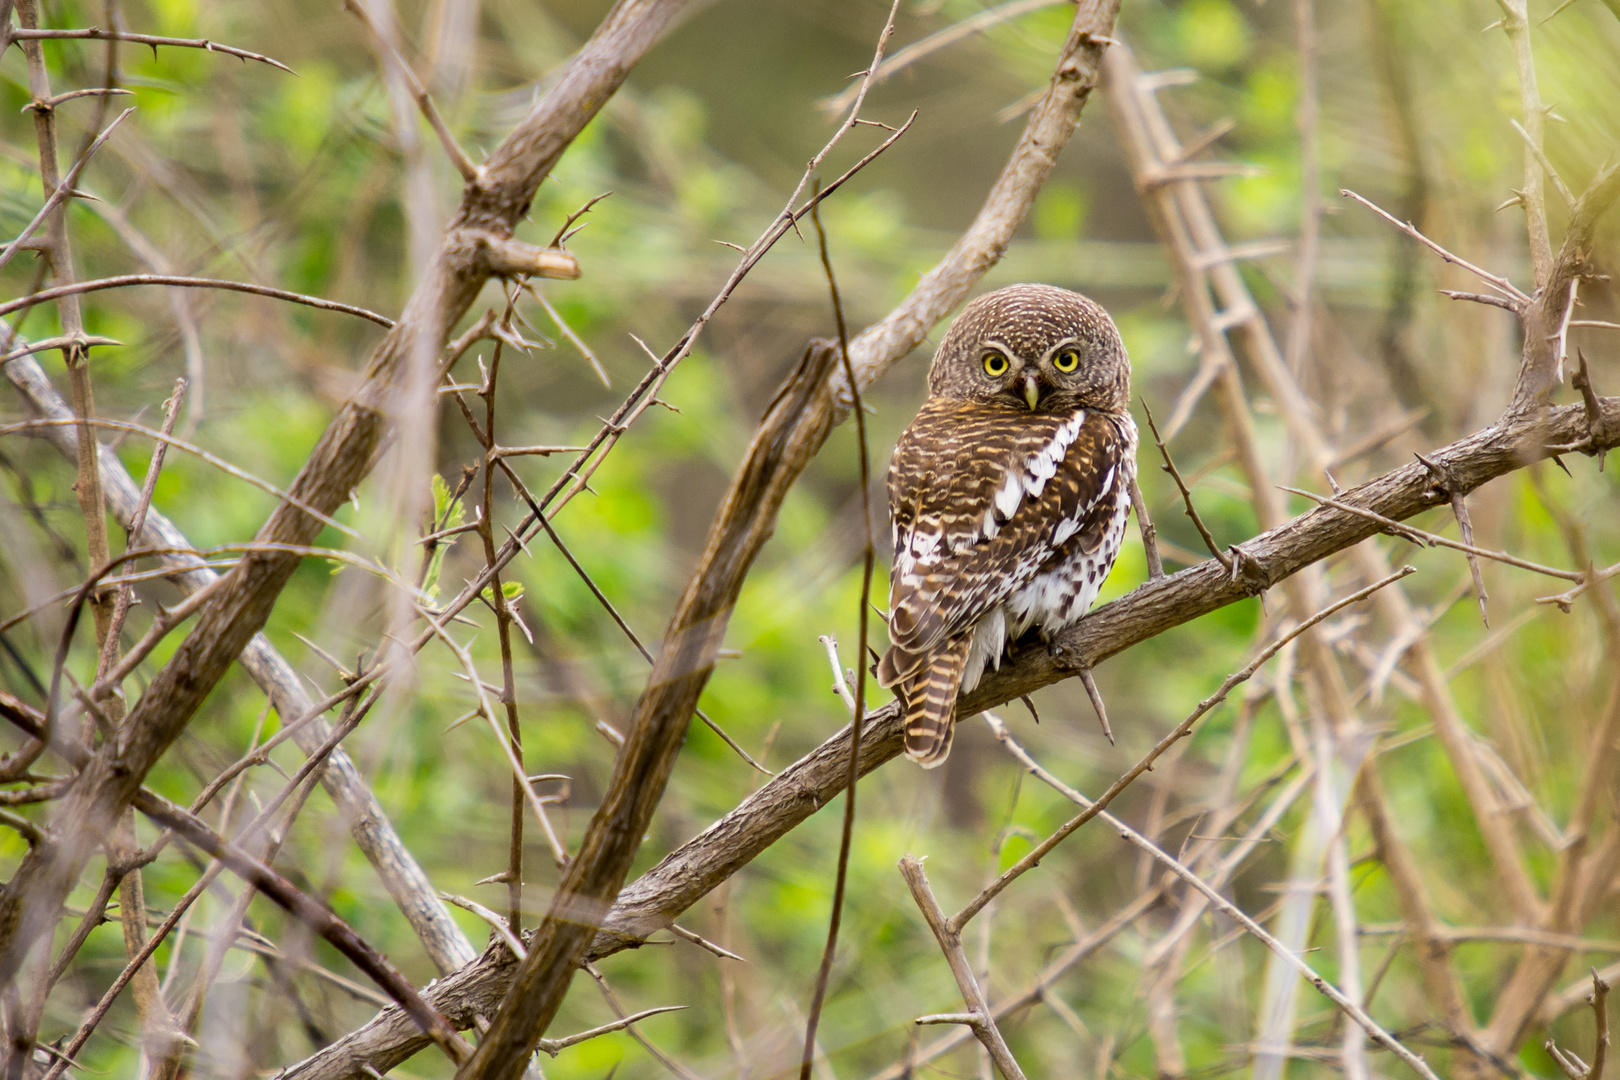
[880,399,1131,687]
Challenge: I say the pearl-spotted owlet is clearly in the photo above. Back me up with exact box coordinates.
[878,284,1137,767]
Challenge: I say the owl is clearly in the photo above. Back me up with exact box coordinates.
[877,284,1137,767]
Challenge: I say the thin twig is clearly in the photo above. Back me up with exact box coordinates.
[97,378,186,680]
[1511,118,1577,209]
[819,0,1064,116]
[522,506,770,774]
[9,26,293,71]
[0,107,132,273]
[1441,289,1522,312]
[0,274,394,325]
[522,281,610,387]
[1284,0,1320,379]
[1142,398,1230,569]
[1449,488,1489,625]
[426,115,916,646]
[540,1006,688,1057]
[1495,0,1554,286]
[0,417,358,537]
[819,635,859,716]
[798,20,891,1057]
[1341,188,1530,306]
[343,0,479,181]
[471,314,535,922]
[583,964,704,1080]
[900,856,1030,1080]
[1130,475,1163,579]
[442,895,526,960]
[418,609,568,866]
[989,723,1442,1080]
[1572,349,1612,471]
[1553,277,1580,384]
[1279,485,1581,581]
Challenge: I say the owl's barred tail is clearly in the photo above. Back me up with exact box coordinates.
[900,633,973,769]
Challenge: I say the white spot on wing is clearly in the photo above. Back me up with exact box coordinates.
[994,473,1022,520]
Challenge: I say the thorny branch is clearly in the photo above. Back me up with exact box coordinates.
[7,4,1620,1079]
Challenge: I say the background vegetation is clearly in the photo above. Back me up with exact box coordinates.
[1,0,1618,1078]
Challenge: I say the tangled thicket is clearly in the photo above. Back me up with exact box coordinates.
[1,1,1618,1079]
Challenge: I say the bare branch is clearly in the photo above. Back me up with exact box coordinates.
[0,274,394,325]
[1341,188,1529,306]
[1130,476,1164,578]
[539,1006,687,1057]
[951,567,1414,932]
[344,0,479,181]
[2,417,359,537]
[1495,0,1554,284]
[1279,485,1581,581]
[0,107,132,273]
[0,0,703,995]
[899,856,1029,1080]
[9,26,293,72]
[1,345,477,974]
[1142,398,1230,568]
[279,390,1620,1080]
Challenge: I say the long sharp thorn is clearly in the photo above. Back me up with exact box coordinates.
[1079,668,1113,745]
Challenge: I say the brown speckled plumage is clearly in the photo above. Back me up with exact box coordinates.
[879,284,1137,767]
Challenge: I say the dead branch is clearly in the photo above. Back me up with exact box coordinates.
[899,856,1029,1080]
[1279,485,1581,582]
[0,107,131,273]
[343,0,478,181]
[8,26,294,71]
[954,567,1413,932]
[1545,969,1610,1080]
[0,273,397,325]
[987,720,1442,1080]
[1143,398,1231,568]
[1513,157,1620,408]
[1340,188,1529,308]
[799,66,888,1065]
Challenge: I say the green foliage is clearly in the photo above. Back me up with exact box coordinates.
[1,1,1618,1078]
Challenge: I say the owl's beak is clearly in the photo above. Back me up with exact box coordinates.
[1022,372,1041,411]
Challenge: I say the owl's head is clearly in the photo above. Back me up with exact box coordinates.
[927,284,1129,414]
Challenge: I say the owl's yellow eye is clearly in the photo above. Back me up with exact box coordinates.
[1053,348,1081,373]
[982,351,1009,376]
